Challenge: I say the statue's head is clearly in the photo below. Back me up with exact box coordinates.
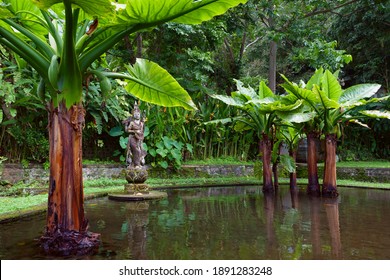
[132,101,141,120]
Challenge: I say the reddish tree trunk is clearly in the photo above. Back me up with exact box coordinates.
[260,134,273,193]
[289,149,298,190]
[41,102,100,254]
[322,134,339,197]
[306,133,320,196]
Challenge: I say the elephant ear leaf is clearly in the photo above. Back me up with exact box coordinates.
[32,0,114,16]
[123,0,248,26]
[321,69,342,102]
[360,110,390,119]
[339,84,381,107]
[123,59,197,111]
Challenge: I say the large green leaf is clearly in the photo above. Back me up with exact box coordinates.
[211,94,245,108]
[123,0,247,26]
[321,69,342,102]
[234,79,257,100]
[360,110,390,119]
[306,68,323,90]
[281,76,320,111]
[32,0,114,16]
[339,84,381,107]
[108,59,197,110]
[258,80,274,99]
[1,0,47,34]
[276,110,316,124]
[314,84,340,109]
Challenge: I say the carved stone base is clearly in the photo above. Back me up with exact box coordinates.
[125,183,149,194]
[125,167,148,184]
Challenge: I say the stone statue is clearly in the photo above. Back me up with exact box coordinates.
[123,102,148,191]
[123,102,146,168]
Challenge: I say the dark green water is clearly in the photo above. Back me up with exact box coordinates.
[1,185,390,259]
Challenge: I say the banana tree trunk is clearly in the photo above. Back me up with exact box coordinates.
[322,134,339,197]
[41,101,100,254]
[260,133,273,193]
[289,149,298,190]
[306,132,320,196]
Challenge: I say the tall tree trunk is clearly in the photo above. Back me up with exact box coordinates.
[260,133,273,193]
[289,149,298,190]
[306,132,320,196]
[322,134,339,197]
[272,142,281,190]
[41,101,100,254]
[268,40,277,93]
[136,33,143,58]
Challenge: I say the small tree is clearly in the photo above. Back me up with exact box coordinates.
[282,68,388,197]
[0,0,247,253]
[211,80,302,193]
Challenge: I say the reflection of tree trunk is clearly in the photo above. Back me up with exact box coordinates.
[309,197,322,259]
[324,198,342,259]
[323,134,338,197]
[306,133,320,196]
[264,193,277,258]
[272,162,278,189]
[290,188,299,209]
[260,134,273,193]
[41,101,99,254]
[289,149,298,190]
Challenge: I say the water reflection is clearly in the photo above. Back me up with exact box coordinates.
[1,186,390,259]
[324,198,342,259]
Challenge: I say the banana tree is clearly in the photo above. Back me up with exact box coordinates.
[0,0,247,254]
[313,70,387,196]
[211,80,302,193]
[282,68,388,197]
[281,71,324,196]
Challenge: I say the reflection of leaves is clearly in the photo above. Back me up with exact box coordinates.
[121,221,128,233]
[97,219,106,229]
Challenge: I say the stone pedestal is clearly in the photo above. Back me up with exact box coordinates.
[125,167,148,185]
[125,183,149,194]
[108,166,167,201]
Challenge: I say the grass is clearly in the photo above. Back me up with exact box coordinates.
[184,156,254,165]
[336,161,390,168]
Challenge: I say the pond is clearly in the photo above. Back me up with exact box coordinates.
[1,185,390,260]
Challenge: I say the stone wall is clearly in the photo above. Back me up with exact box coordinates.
[1,163,389,184]
[0,163,125,184]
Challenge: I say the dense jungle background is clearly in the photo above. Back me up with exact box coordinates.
[1,0,389,168]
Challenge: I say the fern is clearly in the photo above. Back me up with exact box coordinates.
[90,111,103,134]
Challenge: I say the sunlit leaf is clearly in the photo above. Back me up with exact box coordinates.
[32,0,114,17]
[339,84,381,106]
[321,69,342,101]
[314,85,340,109]
[123,0,247,26]
[360,110,390,119]
[122,59,197,111]
[210,94,245,108]
[258,81,274,99]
